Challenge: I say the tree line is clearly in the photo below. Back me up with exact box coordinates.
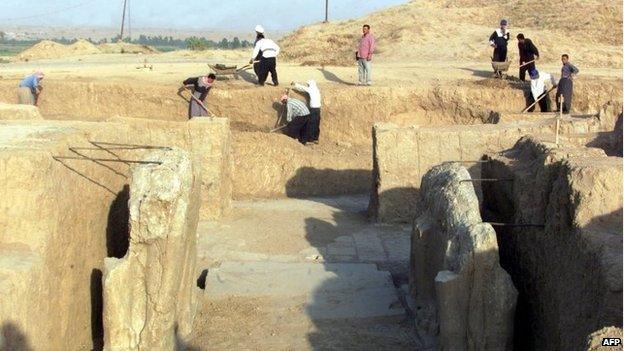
[0,31,253,51]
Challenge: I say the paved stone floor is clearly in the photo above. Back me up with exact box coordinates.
[188,196,432,350]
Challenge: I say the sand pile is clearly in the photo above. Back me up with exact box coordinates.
[16,39,102,61]
[98,42,157,54]
[280,0,622,68]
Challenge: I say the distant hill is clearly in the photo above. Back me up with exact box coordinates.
[280,0,622,67]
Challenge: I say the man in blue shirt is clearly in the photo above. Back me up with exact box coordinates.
[18,71,44,105]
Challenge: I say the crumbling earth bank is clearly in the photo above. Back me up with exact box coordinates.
[482,137,623,350]
[411,163,517,350]
[103,148,201,350]
[0,117,230,350]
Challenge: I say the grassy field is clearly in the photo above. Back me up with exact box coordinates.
[0,44,30,56]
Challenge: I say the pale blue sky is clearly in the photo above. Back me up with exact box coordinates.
[0,0,407,31]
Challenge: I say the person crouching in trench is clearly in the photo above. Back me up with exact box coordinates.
[280,94,311,144]
[180,73,216,118]
[18,71,44,106]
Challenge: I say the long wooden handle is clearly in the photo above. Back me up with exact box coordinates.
[190,93,215,116]
[519,60,535,68]
[521,86,557,113]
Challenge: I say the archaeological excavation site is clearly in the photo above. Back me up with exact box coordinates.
[0,1,622,350]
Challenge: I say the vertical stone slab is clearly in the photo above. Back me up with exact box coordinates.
[411,163,517,350]
[188,117,232,220]
[103,147,201,351]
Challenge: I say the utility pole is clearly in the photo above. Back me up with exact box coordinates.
[324,0,329,23]
[119,0,128,42]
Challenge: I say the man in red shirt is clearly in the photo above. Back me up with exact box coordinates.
[356,24,376,86]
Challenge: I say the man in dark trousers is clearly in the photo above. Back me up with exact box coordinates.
[489,19,510,62]
[556,54,580,114]
[517,33,540,81]
[280,94,310,144]
[180,73,216,118]
[250,27,280,86]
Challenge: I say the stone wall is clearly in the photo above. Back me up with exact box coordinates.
[410,162,517,350]
[103,148,201,350]
[481,137,623,350]
[370,107,619,223]
[0,117,230,350]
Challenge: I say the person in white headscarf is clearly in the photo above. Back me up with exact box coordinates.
[250,25,280,86]
[292,79,322,143]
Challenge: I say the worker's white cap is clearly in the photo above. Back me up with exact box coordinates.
[255,25,265,34]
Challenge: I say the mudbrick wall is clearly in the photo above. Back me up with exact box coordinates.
[370,102,622,223]
[0,117,230,350]
[481,137,622,350]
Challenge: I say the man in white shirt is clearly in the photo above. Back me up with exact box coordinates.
[250,25,280,86]
[292,80,322,143]
[528,69,558,112]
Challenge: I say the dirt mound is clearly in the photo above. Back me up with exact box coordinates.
[16,39,102,61]
[280,0,622,68]
[98,42,157,54]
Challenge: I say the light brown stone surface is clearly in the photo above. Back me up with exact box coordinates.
[411,163,517,351]
[0,103,43,120]
[103,148,201,351]
[482,137,623,350]
[0,118,229,350]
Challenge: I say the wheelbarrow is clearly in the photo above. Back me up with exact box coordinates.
[491,60,511,79]
[208,62,257,80]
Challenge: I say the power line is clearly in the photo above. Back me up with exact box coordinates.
[0,0,101,21]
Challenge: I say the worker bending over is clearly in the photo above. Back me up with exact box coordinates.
[528,69,557,112]
[181,73,216,118]
[556,54,579,114]
[281,94,310,144]
[18,71,44,105]
[517,33,540,81]
[291,80,321,143]
[250,26,280,86]
[489,19,510,62]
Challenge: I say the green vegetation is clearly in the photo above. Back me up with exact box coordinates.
[0,30,252,54]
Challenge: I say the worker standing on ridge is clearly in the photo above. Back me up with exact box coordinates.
[252,25,264,80]
[517,33,540,81]
[356,24,376,86]
[556,54,579,114]
[250,26,280,86]
[280,94,310,144]
[489,19,510,62]
[18,71,44,106]
[527,69,557,113]
[291,80,322,143]
[180,73,216,118]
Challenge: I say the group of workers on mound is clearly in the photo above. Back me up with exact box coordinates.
[178,24,375,145]
[18,19,580,146]
[489,19,579,113]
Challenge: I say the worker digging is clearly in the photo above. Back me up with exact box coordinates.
[527,69,558,112]
[17,71,44,106]
[181,73,216,118]
[517,33,540,81]
[291,79,322,144]
[250,25,280,86]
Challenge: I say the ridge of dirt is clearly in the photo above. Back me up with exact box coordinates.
[280,0,622,68]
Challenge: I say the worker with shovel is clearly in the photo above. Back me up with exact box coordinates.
[18,71,44,106]
[527,69,557,112]
[250,25,280,86]
[180,73,216,118]
[291,80,322,143]
[280,94,311,144]
[517,33,540,81]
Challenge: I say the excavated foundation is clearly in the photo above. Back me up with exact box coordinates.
[481,137,623,350]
